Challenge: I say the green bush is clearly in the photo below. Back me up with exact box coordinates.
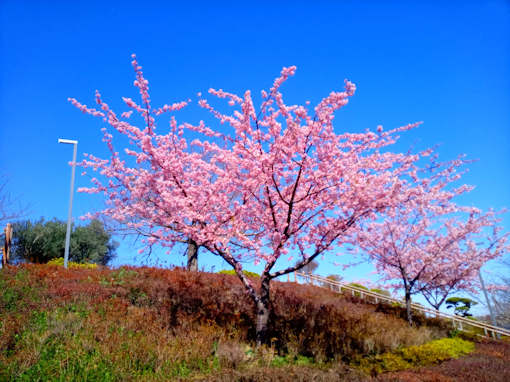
[11,218,117,265]
[446,297,478,317]
[218,269,259,278]
[346,283,369,298]
[348,283,368,291]
[370,288,391,297]
[399,337,474,364]
[353,337,474,375]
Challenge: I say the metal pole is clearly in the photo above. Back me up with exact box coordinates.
[59,139,78,269]
[479,270,498,330]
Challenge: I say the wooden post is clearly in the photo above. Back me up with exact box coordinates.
[2,223,12,267]
[294,272,297,282]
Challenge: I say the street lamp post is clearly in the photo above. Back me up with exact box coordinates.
[58,138,78,269]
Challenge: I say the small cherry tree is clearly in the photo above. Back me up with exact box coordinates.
[418,223,509,311]
[194,67,438,343]
[71,56,434,344]
[352,166,508,324]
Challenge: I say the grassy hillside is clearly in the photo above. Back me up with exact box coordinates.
[0,264,505,381]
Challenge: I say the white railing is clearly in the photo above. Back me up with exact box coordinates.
[293,272,510,339]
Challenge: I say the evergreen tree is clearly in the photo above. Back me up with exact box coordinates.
[11,218,117,265]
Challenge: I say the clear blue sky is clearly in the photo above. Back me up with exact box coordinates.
[1,1,509,300]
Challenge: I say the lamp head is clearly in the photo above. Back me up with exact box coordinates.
[58,138,78,144]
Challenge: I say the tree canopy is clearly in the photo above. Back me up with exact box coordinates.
[446,297,478,317]
[69,55,508,343]
[11,218,117,265]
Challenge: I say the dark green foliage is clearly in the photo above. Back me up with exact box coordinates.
[11,218,118,265]
[446,297,478,317]
[71,220,118,265]
[11,219,66,264]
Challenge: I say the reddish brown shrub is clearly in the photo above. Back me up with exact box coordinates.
[204,363,368,382]
[1,265,447,363]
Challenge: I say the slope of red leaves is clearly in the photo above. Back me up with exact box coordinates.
[3,264,507,381]
[1,264,447,359]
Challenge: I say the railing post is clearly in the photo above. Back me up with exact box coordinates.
[295,274,510,340]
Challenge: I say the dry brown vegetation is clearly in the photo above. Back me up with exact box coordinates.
[0,264,507,381]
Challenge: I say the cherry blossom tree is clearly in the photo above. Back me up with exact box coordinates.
[351,164,508,324]
[419,223,509,312]
[70,55,436,344]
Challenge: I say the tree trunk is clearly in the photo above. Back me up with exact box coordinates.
[405,289,413,325]
[186,239,198,272]
[256,275,271,346]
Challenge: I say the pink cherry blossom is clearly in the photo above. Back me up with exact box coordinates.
[349,160,509,322]
[68,56,491,343]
